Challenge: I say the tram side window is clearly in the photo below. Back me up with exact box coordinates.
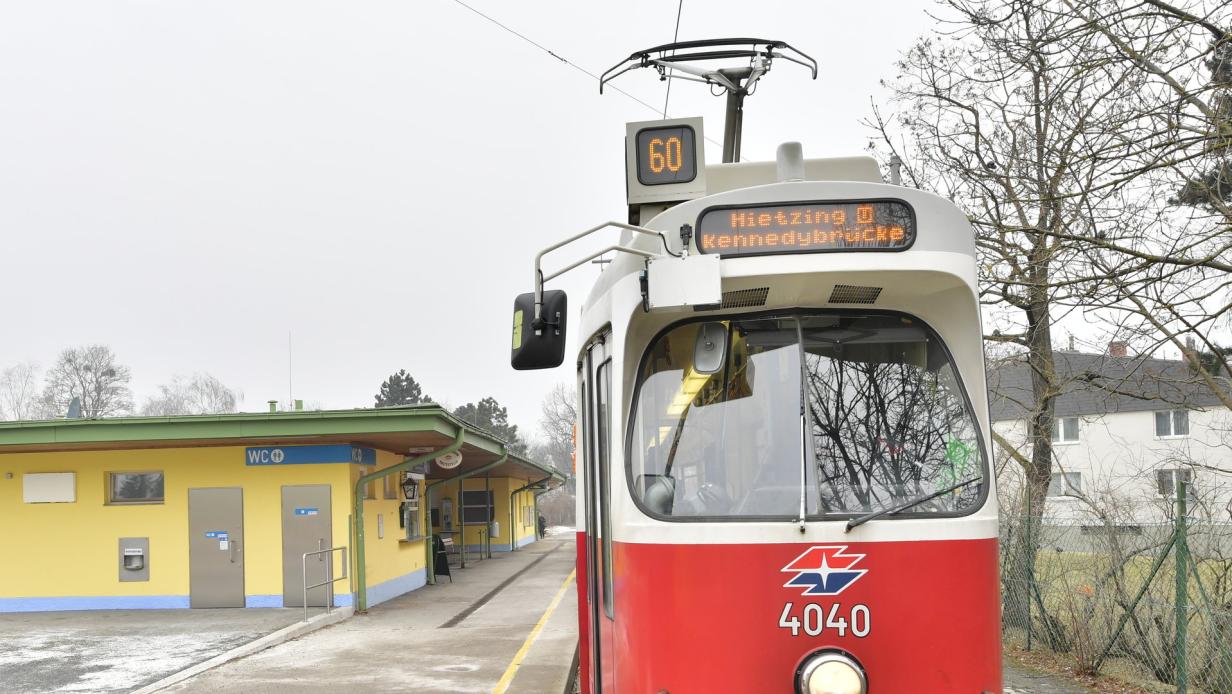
[596,360,614,618]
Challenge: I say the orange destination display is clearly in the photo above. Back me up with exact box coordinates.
[697,200,915,256]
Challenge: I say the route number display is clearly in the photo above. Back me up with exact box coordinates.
[635,125,697,185]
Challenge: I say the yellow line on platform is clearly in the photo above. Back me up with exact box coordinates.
[492,568,577,694]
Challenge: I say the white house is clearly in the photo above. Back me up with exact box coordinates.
[988,346,1232,528]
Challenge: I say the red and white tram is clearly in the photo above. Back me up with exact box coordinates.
[511,39,1000,694]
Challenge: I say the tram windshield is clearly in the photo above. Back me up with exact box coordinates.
[629,313,985,520]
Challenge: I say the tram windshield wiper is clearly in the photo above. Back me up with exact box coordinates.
[844,477,981,532]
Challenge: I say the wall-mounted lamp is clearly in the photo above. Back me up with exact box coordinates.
[401,475,419,501]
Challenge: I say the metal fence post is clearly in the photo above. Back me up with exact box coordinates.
[1175,479,1189,693]
[1026,493,1032,652]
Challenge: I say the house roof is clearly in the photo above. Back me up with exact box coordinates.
[0,405,566,485]
[987,351,1230,421]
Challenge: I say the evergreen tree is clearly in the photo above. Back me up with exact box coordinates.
[453,396,526,454]
[374,370,429,407]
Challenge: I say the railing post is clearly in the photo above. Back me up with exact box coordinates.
[301,547,350,622]
[303,552,309,622]
[1175,479,1189,693]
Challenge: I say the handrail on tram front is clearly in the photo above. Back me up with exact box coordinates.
[302,545,348,621]
[532,221,680,328]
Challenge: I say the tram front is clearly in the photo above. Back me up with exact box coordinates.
[511,118,1000,694]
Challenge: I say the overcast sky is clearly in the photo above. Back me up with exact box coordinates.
[0,1,937,439]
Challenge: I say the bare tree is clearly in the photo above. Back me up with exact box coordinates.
[1052,1,1232,411]
[532,383,577,525]
[0,362,41,421]
[141,373,241,416]
[40,345,133,418]
[874,0,1160,625]
[538,382,577,476]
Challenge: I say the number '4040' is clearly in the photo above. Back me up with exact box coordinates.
[778,602,870,638]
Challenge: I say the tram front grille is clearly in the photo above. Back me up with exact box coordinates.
[828,284,882,304]
[721,287,769,309]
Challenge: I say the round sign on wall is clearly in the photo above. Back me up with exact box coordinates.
[435,451,463,470]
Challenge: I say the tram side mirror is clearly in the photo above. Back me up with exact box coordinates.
[693,322,728,374]
[636,474,676,515]
[511,290,568,370]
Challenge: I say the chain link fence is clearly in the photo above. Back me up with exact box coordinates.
[1000,486,1232,692]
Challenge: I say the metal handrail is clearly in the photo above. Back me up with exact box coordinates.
[302,546,348,621]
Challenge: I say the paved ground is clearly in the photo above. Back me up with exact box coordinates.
[0,608,303,693]
[1005,661,1093,693]
[166,535,577,694]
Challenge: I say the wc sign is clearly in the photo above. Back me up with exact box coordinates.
[246,448,286,465]
[245,445,376,466]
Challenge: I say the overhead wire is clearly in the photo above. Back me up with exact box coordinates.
[661,0,684,119]
[446,0,660,113]
[444,0,729,154]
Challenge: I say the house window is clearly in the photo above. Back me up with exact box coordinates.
[1052,417,1080,443]
[384,474,398,500]
[1156,468,1195,499]
[1154,410,1189,438]
[108,472,164,504]
[462,490,495,524]
[1047,472,1082,497]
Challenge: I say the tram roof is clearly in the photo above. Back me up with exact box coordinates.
[0,405,565,484]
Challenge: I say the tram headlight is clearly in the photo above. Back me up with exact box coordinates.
[797,652,866,694]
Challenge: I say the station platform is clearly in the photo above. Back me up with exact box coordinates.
[164,533,578,694]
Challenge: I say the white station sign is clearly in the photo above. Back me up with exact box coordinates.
[435,451,463,470]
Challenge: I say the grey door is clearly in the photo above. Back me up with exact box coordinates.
[188,488,245,608]
[281,485,333,608]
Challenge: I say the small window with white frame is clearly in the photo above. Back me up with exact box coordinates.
[1154,410,1189,438]
[1047,472,1082,497]
[1051,417,1080,443]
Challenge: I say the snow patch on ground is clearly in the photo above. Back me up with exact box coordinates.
[0,610,300,693]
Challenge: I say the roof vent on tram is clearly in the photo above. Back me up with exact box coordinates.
[828,284,882,305]
[721,287,769,308]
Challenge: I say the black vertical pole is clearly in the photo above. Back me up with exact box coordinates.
[722,89,744,163]
[718,67,752,164]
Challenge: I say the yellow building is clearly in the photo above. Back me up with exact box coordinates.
[0,406,563,613]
